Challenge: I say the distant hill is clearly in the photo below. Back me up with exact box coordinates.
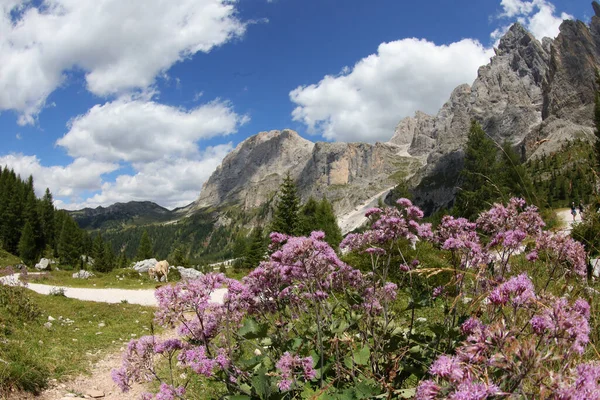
[68,201,180,230]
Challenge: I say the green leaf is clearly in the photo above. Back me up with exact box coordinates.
[355,380,380,399]
[238,317,268,339]
[251,366,271,400]
[353,345,370,366]
[227,396,251,400]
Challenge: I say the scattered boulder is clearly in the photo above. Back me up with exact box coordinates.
[591,258,600,278]
[72,270,95,279]
[132,258,158,273]
[35,258,56,270]
[175,266,203,280]
[86,389,105,398]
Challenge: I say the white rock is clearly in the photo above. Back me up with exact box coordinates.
[98,322,105,328]
[43,322,52,329]
[132,258,158,273]
[177,266,204,280]
[48,315,55,321]
[35,258,54,270]
[72,270,95,279]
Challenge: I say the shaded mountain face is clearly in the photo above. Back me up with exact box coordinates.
[69,201,176,230]
[390,6,600,213]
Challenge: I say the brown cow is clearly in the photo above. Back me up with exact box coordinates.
[149,260,169,282]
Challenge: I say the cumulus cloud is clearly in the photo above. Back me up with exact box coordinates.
[57,98,248,163]
[0,0,246,124]
[1,96,246,209]
[0,154,118,197]
[57,144,234,210]
[290,39,493,143]
[495,0,573,41]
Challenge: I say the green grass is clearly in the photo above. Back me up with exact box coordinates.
[0,249,21,268]
[0,288,159,395]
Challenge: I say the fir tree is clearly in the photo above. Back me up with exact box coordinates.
[298,196,319,235]
[454,121,500,220]
[136,230,153,260]
[497,141,535,202]
[316,197,342,248]
[58,217,81,267]
[39,188,55,252]
[92,233,105,271]
[243,227,266,269]
[117,251,129,269]
[101,242,115,272]
[18,221,37,267]
[271,173,300,235]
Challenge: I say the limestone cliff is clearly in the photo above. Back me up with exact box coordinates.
[392,5,600,213]
[191,129,420,218]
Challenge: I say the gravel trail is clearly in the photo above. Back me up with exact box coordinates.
[0,273,226,306]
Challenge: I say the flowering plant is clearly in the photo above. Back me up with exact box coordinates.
[112,198,597,399]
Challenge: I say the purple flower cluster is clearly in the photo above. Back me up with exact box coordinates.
[554,362,600,399]
[275,352,316,391]
[488,274,535,307]
[340,198,432,253]
[530,296,590,355]
[180,346,230,377]
[534,232,587,277]
[141,384,186,400]
[435,216,489,270]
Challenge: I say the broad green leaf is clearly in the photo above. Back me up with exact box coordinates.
[353,345,370,366]
[238,317,268,339]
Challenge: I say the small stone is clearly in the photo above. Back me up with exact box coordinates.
[95,332,102,335]
[131,333,136,337]
[43,322,52,329]
[72,338,78,342]
[48,315,55,321]
[98,322,105,328]
[86,389,105,398]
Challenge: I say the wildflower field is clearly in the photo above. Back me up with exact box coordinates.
[112,198,600,399]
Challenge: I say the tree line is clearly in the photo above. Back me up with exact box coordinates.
[0,167,89,267]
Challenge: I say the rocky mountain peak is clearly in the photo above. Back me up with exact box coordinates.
[593,1,600,18]
[496,23,537,56]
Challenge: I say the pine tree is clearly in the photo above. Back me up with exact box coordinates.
[117,251,129,269]
[497,141,535,202]
[58,217,81,267]
[39,188,56,252]
[316,197,342,248]
[101,242,115,272]
[92,233,105,271]
[271,173,300,235]
[298,196,319,235]
[170,245,189,267]
[243,227,266,269]
[136,230,153,260]
[23,187,43,255]
[18,221,37,267]
[454,121,500,220]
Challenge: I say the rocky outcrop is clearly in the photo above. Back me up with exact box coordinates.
[392,5,600,213]
[132,258,158,273]
[190,129,421,218]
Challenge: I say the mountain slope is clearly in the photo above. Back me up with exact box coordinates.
[69,201,176,230]
[389,8,600,213]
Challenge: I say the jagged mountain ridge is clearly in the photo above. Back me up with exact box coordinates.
[393,5,600,213]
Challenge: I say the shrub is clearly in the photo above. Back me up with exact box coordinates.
[112,198,595,399]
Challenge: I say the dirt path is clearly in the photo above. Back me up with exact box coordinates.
[555,207,583,235]
[0,274,226,306]
[1,275,226,399]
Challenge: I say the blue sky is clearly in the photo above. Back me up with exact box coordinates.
[0,0,590,209]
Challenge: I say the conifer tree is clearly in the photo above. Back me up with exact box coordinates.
[92,234,105,271]
[316,197,342,248]
[497,141,535,202]
[23,188,43,255]
[454,121,500,220]
[117,251,129,269]
[101,242,115,272]
[243,227,266,269]
[58,217,81,267]
[298,196,319,235]
[136,230,153,260]
[18,221,37,267]
[271,173,300,235]
[39,188,56,252]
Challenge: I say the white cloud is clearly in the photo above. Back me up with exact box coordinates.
[290,39,493,143]
[1,96,246,209]
[497,0,573,40]
[0,154,118,197]
[57,97,248,163]
[0,0,246,124]
[58,144,234,210]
